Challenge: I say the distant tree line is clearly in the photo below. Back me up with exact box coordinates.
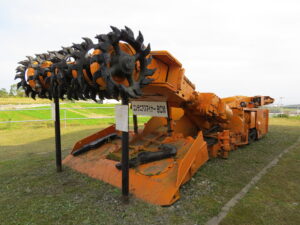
[0,84,25,97]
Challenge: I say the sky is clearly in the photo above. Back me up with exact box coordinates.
[0,0,299,105]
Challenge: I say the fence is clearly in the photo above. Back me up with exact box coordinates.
[0,105,116,128]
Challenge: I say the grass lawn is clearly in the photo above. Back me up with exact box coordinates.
[0,118,299,224]
[0,101,148,130]
[0,97,52,105]
[221,125,300,225]
[0,102,115,122]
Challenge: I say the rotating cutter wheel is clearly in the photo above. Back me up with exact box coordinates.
[92,26,156,99]
[14,26,155,101]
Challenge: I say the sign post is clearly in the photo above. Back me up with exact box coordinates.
[115,100,169,203]
[115,98,129,203]
[54,96,62,172]
[133,115,138,134]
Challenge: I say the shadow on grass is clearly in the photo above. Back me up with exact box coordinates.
[0,123,299,225]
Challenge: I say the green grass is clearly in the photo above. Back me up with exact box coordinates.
[0,97,52,105]
[0,102,149,130]
[221,136,300,225]
[0,118,299,224]
[0,103,115,122]
[289,116,300,121]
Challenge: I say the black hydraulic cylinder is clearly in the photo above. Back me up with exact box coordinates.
[54,96,62,172]
[116,144,177,170]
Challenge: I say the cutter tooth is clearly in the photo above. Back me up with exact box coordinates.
[35,56,43,64]
[107,32,117,43]
[98,42,110,52]
[124,26,134,39]
[82,37,94,48]
[71,51,81,59]
[54,52,65,60]
[110,26,121,36]
[136,31,144,45]
[17,81,22,89]
[40,53,48,60]
[15,73,24,80]
[18,60,29,66]
[72,43,83,51]
[25,88,31,97]
[31,92,36,100]
[61,46,71,54]
[26,56,34,61]
[142,43,151,56]
[16,66,25,72]
[95,34,109,42]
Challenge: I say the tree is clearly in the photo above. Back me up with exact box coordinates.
[0,88,8,97]
[9,84,25,97]
[9,84,17,96]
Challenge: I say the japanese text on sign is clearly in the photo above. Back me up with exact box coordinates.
[131,101,168,117]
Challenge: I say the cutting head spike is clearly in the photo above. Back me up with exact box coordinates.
[31,91,37,100]
[95,34,109,42]
[136,31,144,45]
[53,52,65,60]
[110,26,121,36]
[14,73,24,80]
[72,43,83,51]
[60,47,71,55]
[26,56,34,61]
[61,46,69,51]
[71,51,81,59]
[82,37,94,47]
[18,60,29,66]
[124,26,134,39]
[17,81,23,89]
[35,55,43,63]
[98,42,110,52]
[142,43,151,56]
[16,66,25,72]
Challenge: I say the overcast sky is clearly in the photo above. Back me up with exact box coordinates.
[0,0,299,105]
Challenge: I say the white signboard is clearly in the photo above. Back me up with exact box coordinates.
[115,105,129,132]
[132,101,168,117]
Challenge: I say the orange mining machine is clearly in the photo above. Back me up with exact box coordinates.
[15,26,274,206]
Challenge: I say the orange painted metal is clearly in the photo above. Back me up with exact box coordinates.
[63,49,274,205]
[63,120,208,206]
